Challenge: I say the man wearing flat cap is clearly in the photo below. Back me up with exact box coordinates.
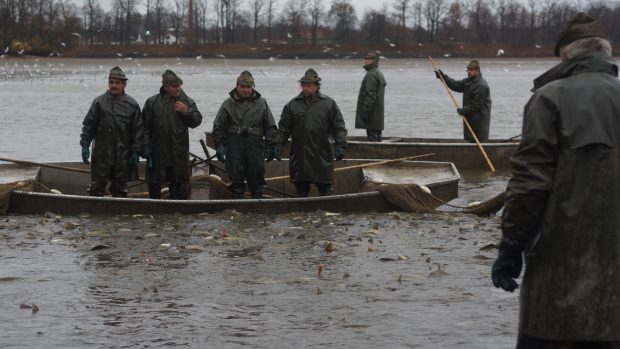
[492,13,620,348]
[212,70,276,199]
[142,69,202,199]
[80,66,144,197]
[355,51,387,142]
[435,59,492,142]
[271,68,347,197]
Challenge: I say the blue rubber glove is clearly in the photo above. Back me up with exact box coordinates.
[216,144,226,163]
[128,152,140,166]
[491,246,523,292]
[266,146,282,162]
[81,146,90,164]
[335,146,345,161]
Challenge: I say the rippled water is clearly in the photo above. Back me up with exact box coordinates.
[0,57,564,348]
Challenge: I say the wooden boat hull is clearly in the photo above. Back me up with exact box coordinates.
[2,160,459,215]
[205,132,519,170]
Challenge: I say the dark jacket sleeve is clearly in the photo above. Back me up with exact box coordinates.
[361,72,378,112]
[443,74,465,93]
[142,99,153,148]
[130,103,144,154]
[330,101,347,148]
[501,92,559,247]
[180,97,202,129]
[462,83,490,118]
[212,101,230,147]
[80,99,100,147]
[262,100,277,142]
[273,103,293,146]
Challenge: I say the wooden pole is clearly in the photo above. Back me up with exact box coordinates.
[428,56,496,172]
[265,153,435,183]
[0,156,91,174]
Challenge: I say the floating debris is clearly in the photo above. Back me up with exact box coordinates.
[90,244,110,251]
[317,264,324,278]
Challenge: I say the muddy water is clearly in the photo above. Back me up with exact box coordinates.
[0,57,561,348]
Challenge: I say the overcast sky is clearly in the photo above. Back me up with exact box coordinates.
[83,0,386,18]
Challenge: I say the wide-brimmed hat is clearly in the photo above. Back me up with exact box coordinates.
[467,60,480,70]
[554,12,607,57]
[237,70,255,86]
[364,51,380,60]
[298,68,321,84]
[162,70,183,85]
[109,66,127,81]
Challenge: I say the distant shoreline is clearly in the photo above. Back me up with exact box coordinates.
[50,43,609,59]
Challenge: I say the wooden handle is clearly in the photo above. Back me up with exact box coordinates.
[265,153,435,183]
[0,156,91,174]
[428,56,495,172]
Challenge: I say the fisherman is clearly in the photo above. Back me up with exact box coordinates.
[212,70,277,199]
[142,70,202,200]
[491,13,620,348]
[271,68,347,197]
[80,66,143,197]
[355,51,387,142]
[434,59,492,142]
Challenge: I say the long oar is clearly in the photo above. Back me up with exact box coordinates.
[428,56,496,172]
[0,156,91,174]
[265,153,435,183]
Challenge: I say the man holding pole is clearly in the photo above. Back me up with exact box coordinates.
[491,13,620,348]
[271,68,347,197]
[434,60,492,142]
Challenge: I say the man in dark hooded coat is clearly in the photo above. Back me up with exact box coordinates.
[212,71,276,199]
[271,68,347,197]
[80,66,143,197]
[435,60,492,142]
[491,13,620,348]
[355,51,387,142]
[142,70,202,199]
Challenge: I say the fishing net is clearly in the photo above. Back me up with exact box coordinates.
[0,180,36,214]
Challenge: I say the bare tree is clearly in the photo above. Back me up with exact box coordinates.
[392,0,410,44]
[445,1,463,41]
[424,0,447,41]
[467,0,495,43]
[249,0,265,43]
[309,0,324,45]
[328,0,357,43]
[284,0,306,43]
[265,0,277,42]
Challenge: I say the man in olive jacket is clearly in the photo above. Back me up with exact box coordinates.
[492,13,620,348]
[212,71,276,199]
[355,51,387,142]
[435,60,492,142]
[271,68,347,197]
[80,66,143,197]
[142,70,202,199]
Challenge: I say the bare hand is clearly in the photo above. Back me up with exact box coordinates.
[175,101,188,113]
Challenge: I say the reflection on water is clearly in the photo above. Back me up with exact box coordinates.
[0,57,549,348]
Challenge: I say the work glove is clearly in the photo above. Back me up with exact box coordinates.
[491,245,523,292]
[215,144,226,163]
[434,69,444,80]
[128,152,140,167]
[81,146,90,164]
[335,146,345,161]
[456,108,466,116]
[360,112,370,122]
[266,146,282,162]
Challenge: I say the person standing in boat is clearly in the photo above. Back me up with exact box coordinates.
[271,68,347,197]
[355,51,387,142]
[79,66,143,197]
[434,60,492,142]
[212,70,277,199]
[491,13,620,348]
[142,70,202,200]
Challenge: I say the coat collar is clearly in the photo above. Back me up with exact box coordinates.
[532,51,618,91]
[294,91,326,101]
[229,88,261,101]
[364,63,378,71]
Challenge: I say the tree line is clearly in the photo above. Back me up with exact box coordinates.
[2,0,620,55]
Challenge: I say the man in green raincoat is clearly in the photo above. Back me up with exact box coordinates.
[271,68,347,197]
[212,70,277,199]
[355,51,387,142]
[492,13,620,348]
[80,66,143,197]
[142,70,202,199]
